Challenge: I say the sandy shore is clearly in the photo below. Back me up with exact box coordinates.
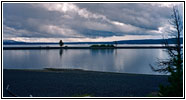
[3,69,169,97]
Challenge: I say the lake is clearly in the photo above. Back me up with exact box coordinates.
[3,48,168,75]
[3,44,166,47]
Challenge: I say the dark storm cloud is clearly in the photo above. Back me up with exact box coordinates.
[3,3,182,40]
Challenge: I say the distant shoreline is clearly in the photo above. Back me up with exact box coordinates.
[3,46,179,50]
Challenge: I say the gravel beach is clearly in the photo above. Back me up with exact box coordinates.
[3,69,169,97]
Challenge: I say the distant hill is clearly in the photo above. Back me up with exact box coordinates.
[3,40,57,45]
[3,38,183,45]
[3,40,26,44]
[116,38,183,44]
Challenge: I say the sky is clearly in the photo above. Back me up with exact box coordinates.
[3,2,183,42]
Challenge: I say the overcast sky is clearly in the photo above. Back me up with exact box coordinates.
[3,2,183,42]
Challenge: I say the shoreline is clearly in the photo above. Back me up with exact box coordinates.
[3,68,168,76]
[3,46,178,50]
[3,68,169,97]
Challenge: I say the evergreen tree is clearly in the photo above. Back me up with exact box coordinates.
[59,40,64,47]
[151,6,183,97]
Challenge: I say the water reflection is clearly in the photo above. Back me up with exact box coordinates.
[3,49,168,75]
[90,49,114,55]
[59,49,63,59]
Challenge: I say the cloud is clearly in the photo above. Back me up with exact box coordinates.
[76,3,173,30]
[39,24,83,38]
[3,3,183,42]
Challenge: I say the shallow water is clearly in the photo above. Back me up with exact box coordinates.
[3,49,168,75]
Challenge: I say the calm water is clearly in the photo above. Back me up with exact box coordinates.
[3,44,165,47]
[3,48,168,75]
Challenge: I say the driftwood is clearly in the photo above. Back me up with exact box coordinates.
[6,85,33,97]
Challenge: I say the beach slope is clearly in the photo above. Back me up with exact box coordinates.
[3,69,168,97]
